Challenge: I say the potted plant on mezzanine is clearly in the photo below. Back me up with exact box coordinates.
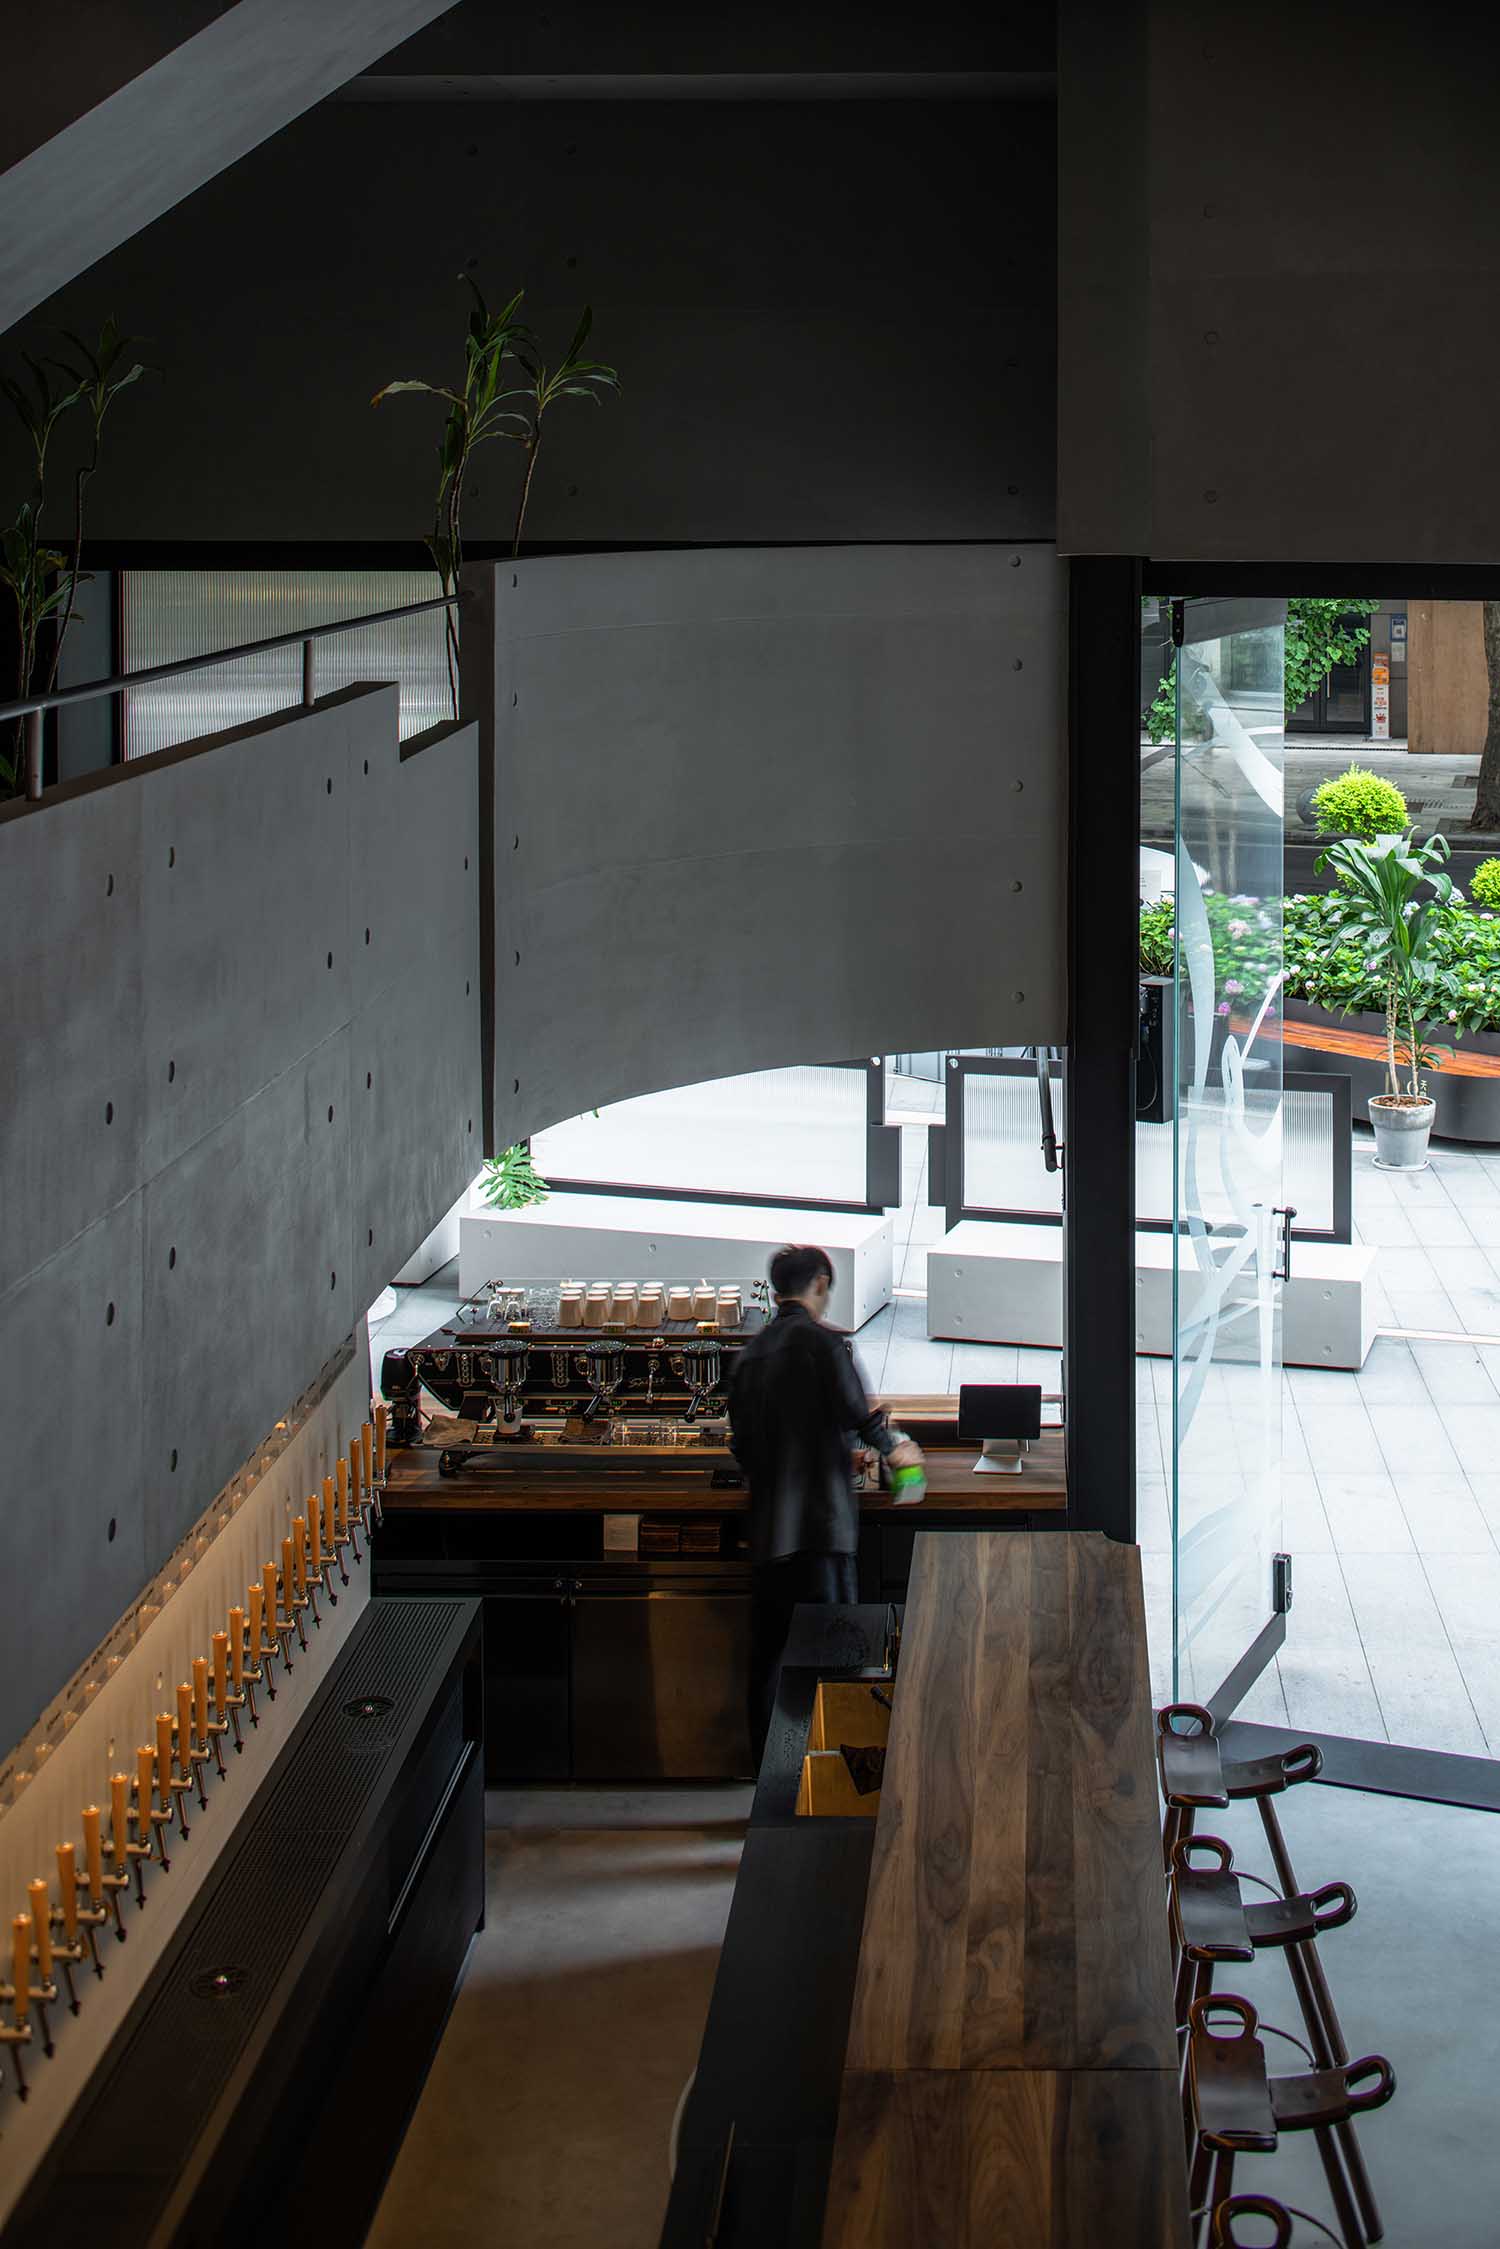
[1315,829,1456,1169]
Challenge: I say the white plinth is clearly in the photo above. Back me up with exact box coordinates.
[927,1221,1378,1371]
[459,1193,893,1332]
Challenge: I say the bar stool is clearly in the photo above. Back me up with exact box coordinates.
[1156,1706,1383,2247]
[1169,1834,1357,2052]
[1157,1704,1322,1885]
[1186,1994,1395,2249]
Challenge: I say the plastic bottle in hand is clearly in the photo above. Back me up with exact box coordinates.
[883,1430,927,1508]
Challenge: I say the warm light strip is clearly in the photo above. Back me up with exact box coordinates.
[0,1357,385,2218]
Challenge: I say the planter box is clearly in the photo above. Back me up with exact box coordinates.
[1283,998,1500,1145]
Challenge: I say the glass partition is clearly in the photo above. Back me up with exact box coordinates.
[1170,600,1288,1707]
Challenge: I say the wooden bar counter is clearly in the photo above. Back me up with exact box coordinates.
[820,1533,1189,2247]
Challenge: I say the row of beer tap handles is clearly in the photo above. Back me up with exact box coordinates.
[0,1406,387,2101]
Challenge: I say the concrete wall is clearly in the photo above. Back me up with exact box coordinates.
[1058,0,1500,563]
[0,688,480,1751]
[0,90,1054,547]
[466,545,1067,1148]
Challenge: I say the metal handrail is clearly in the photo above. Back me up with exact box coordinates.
[4,589,465,802]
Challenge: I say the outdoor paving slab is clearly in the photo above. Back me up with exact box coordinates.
[1382,1286,1463,1332]
[1402,1489,1496,1555]
[1428,1400,1500,1469]
[1412,1340,1500,1400]
[1418,1550,1500,1642]
[1282,1471,1335,1554]
[1367,1401,1464,1477]
[1300,1404,1388,1478]
[1320,1482,1416,1554]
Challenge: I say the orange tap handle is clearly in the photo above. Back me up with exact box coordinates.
[349,1437,362,1508]
[262,1560,279,1632]
[193,1656,209,1746]
[82,1804,103,1903]
[11,1917,30,2022]
[281,1538,295,1615]
[176,1683,193,1775]
[136,1745,156,1827]
[335,1455,349,1534]
[213,1631,229,1714]
[230,1607,246,1691]
[56,1842,78,1942]
[292,1517,308,1595]
[361,1421,373,1486]
[27,1880,51,1980]
[310,1493,323,1572]
[375,1403,387,1477]
[110,1773,129,1869]
[248,1582,264,1655]
[156,1712,174,1805]
[322,1473,335,1551]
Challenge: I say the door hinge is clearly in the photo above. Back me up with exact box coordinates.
[1273,1552,1293,1613]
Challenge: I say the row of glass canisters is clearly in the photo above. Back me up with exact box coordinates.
[559,1280,743,1329]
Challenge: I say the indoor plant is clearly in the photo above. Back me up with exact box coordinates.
[1315,830,1456,1167]
[480,1143,550,1210]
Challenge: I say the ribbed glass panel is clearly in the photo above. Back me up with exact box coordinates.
[119,570,451,758]
[531,1066,869,1205]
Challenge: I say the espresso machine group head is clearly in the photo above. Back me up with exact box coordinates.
[677,1338,723,1425]
[582,1341,628,1423]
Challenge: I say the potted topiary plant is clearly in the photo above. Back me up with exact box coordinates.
[1309,763,1410,844]
[1316,830,1455,1167]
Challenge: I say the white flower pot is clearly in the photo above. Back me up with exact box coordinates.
[1369,1094,1436,1170]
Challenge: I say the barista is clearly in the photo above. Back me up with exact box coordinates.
[727,1244,924,1765]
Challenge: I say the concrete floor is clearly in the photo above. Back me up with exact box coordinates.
[1189,1782,1500,2247]
[368,1787,750,2249]
[364,1782,1499,2248]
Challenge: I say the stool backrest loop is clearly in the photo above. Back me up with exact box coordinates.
[1173,1834,1235,1875]
[1343,2054,1396,2114]
[1307,1879,1357,1933]
[1281,1742,1323,1785]
[1211,2195,1295,2248]
[1159,1702,1216,1739]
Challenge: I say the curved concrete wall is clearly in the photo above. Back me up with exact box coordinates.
[0,690,481,1751]
[465,545,1067,1146]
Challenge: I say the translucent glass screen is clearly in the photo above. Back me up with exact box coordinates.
[531,1066,869,1206]
[120,570,451,758]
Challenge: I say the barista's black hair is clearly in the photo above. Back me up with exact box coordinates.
[769,1243,834,1299]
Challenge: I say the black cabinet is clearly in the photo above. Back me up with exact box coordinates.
[482,1586,573,1782]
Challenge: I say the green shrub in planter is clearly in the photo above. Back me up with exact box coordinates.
[1310,765,1409,840]
[1472,859,1500,910]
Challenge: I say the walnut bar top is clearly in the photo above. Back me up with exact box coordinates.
[822,1532,1187,2248]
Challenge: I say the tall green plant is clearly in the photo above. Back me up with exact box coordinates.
[372,284,619,713]
[373,281,534,716]
[508,307,619,558]
[1315,830,1455,1098]
[0,321,144,793]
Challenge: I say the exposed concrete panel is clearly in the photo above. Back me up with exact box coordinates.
[140,1032,354,1561]
[0,777,146,1299]
[468,547,1067,1147]
[0,693,481,1746]
[1059,0,1500,563]
[137,696,361,1178]
[348,720,483,1310]
[0,1198,146,1756]
[0,0,460,333]
[2,93,1053,548]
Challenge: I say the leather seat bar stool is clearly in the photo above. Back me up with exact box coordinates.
[1169,1834,1356,2051]
[1157,1709,1382,2244]
[1157,1703,1322,1889]
[1187,1994,1395,2249]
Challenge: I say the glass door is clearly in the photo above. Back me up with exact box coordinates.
[1171,598,1289,1714]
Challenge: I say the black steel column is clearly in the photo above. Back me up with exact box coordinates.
[1064,556,1142,1541]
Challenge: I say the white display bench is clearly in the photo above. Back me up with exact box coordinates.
[459,1193,894,1333]
[927,1220,1379,1371]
